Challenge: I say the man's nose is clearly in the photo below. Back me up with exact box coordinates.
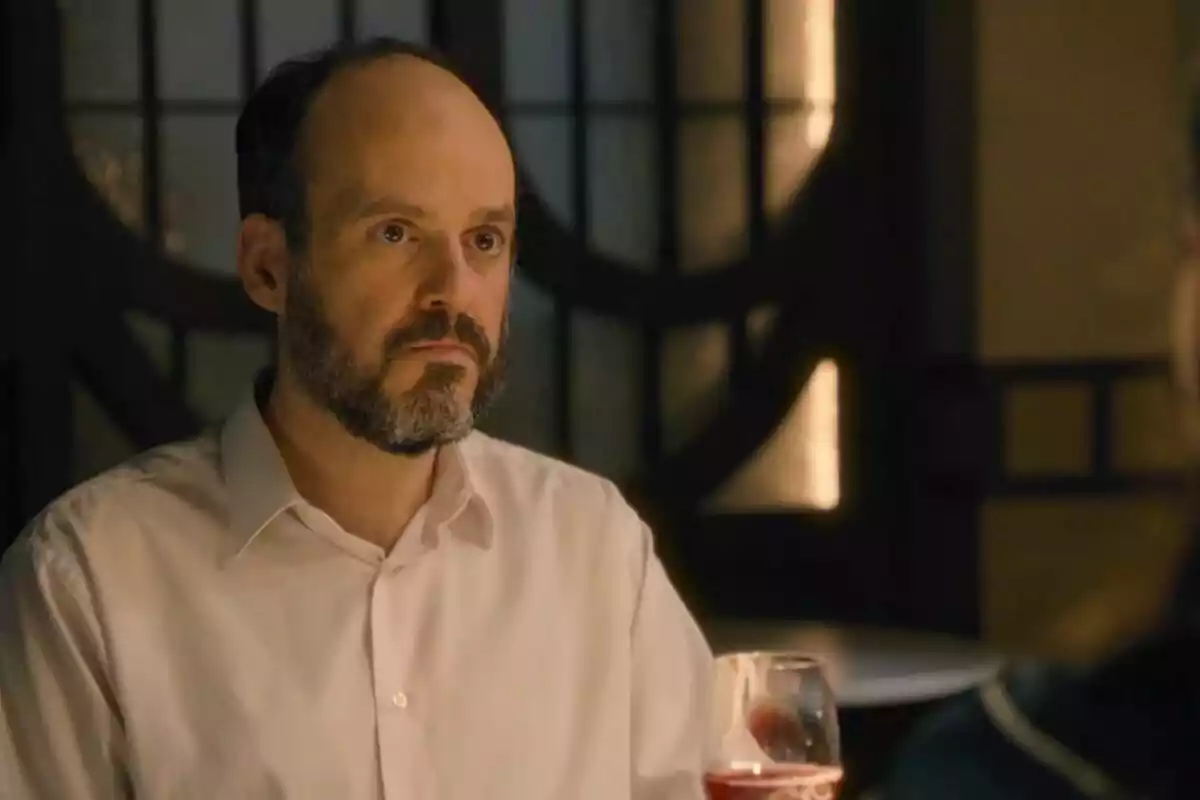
[416,238,476,310]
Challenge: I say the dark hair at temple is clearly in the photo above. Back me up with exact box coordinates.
[235,37,503,252]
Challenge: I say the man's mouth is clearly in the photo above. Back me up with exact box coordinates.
[405,340,476,360]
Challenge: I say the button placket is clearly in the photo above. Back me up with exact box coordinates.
[370,570,424,798]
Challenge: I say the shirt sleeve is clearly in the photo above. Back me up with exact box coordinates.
[627,516,713,800]
[0,519,131,800]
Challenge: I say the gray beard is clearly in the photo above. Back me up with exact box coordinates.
[279,264,506,456]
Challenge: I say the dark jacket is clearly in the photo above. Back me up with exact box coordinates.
[882,632,1199,799]
[884,532,1200,799]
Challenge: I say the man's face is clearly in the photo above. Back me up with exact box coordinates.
[280,55,515,455]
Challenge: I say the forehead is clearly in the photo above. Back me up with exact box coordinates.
[302,55,515,216]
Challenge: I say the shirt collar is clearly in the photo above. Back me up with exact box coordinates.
[219,384,303,559]
[219,377,495,559]
[430,436,495,549]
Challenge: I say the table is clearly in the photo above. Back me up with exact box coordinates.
[704,620,1004,708]
[703,620,1005,797]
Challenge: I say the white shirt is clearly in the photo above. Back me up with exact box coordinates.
[0,388,712,799]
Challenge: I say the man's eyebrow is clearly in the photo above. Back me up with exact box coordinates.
[472,205,517,226]
[339,195,430,222]
[332,194,515,228]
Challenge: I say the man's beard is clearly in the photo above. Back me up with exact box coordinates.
[280,262,507,456]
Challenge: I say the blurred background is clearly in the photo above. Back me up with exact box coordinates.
[3,0,1197,664]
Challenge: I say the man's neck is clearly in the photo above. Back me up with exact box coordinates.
[263,374,437,551]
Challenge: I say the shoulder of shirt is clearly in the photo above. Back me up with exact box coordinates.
[459,431,637,521]
[4,431,220,578]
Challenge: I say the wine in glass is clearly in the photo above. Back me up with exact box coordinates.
[705,652,842,800]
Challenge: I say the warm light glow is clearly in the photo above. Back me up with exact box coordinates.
[775,0,839,509]
[764,0,837,212]
[803,360,840,509]
[804,0,837,149]
[711,359,841,511]
[711,0,840,513]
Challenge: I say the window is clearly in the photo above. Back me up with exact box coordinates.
[61,0,841,511]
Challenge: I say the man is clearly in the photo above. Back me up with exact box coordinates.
[0,39,712,799]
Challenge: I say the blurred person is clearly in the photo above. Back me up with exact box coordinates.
[878,124,1200,800]
[0,39,711,799]
[880,559,1198,799]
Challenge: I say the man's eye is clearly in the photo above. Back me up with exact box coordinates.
[379,223,408,244]
[472,229,504,253]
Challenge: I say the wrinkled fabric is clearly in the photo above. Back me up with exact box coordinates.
[0,387,712,800]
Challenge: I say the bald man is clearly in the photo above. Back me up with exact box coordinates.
[0,40,712,799]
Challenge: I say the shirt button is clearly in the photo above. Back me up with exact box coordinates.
[391,691,408,709]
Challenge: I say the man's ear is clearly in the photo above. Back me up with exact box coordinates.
[236,214,291,314]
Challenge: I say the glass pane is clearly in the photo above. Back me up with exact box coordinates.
[162,114,240,274]
[585,0,652,103]
[1113,376,1187,472]
[676,0,743,103]
[479,275,556,454]
[747,305,778,352]
[661,323,729,454]
[760,0,836,217]
[356,0,429,41]
[587,116,657,267]
[71,382,137,484]
[1004,385,1092,476]
[125,311,173,377]
[186,332,271,423]
[571,310,640,480]
[508,114,573,225]
[69,113,146,237]
[259,0,337,77]
[765,110,824,215]
[765,0,836,106]
[504,0,569,103]
[678,117,746,270]
[710,359,840,511]
[60,0,140,102]
[159,0,240,100]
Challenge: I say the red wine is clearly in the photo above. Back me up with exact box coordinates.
[704,764,843,800]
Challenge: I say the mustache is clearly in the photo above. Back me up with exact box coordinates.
[384,309,492,365]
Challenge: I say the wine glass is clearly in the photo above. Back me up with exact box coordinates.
[705,652,843,800]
